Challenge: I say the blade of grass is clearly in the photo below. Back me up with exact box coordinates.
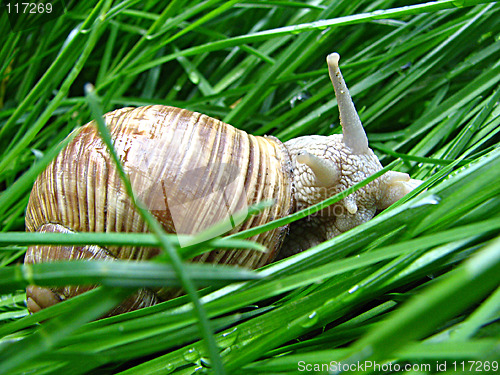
[339,236,500,372]
[106,0,493,88]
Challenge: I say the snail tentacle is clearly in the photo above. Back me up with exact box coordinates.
[327,53,369,154]
[296,151,339,187]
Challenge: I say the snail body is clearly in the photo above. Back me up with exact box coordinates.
[25,53,421,314]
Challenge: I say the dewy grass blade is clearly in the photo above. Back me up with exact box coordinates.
[0,260,261,292]
[443,89,500,160]
[104,0,492,88]
[107,0,217,77]
[0,0,110,143]
[0,286,131,374]
[0,3,110,174]
[363,3,495,128]
[391,59,500,155]
[338,236,500,372]
[84,84,227,374]
[0,231,266,254]
[450,286,500,341]
[243,340,498,372]
[162,0,242,46]
[174,219,499,323]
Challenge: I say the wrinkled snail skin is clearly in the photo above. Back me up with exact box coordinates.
[24,53,422,315]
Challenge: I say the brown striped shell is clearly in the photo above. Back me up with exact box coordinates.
[25,105,293,314]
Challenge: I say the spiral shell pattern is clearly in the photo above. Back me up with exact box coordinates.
[25,105,293,312]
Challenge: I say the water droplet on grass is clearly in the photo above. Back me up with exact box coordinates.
[164,363,175,373]
[183,347,201,363]
[188,72,200,85]
[219,327,238,348]
[301,311,319,327]
[290,92,311,108]
[409,194,440,208]
[348,285,359,294]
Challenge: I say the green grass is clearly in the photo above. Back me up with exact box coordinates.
[1,0,499,374]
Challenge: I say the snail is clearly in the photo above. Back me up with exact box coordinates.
[24,53,422,315]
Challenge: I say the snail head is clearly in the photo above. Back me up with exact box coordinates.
[284,53,422,235]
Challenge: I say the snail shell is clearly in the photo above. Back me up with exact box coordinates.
[25,106,294,314]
